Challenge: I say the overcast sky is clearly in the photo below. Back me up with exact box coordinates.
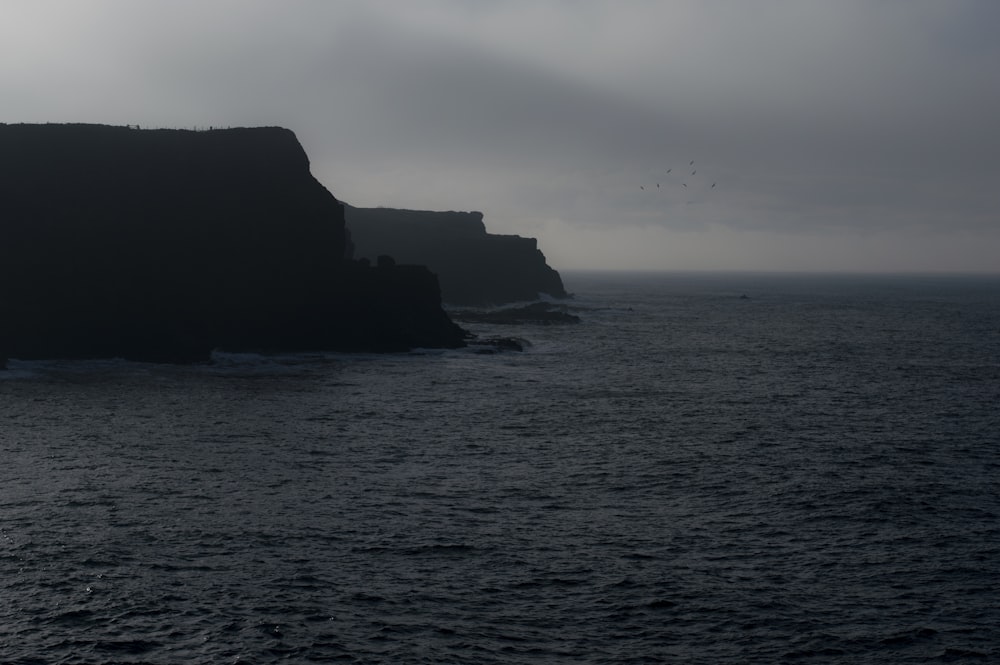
[4,1,999,272]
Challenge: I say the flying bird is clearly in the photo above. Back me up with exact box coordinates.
[682,183,687,188]
[689,160,694,165]
[666,169,672,174]
[691,170,696,175]
[711,182,716,188]
[640,185,645,190]
[656,183,660,188]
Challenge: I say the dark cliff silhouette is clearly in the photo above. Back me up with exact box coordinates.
[344,205,568,306]
[0,123,464,364]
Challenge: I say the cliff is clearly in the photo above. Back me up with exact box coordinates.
[344,205,568,306]
[0,123,464,364]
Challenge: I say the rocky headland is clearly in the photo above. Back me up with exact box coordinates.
[345,205,568,306]
[0,123,465,365]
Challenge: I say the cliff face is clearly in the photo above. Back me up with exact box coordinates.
[0,123,464,363]
[345,205,568,306]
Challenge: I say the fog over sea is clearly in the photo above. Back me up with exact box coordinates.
[2,271,998,664]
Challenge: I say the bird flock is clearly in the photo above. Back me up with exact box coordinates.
[639,160,716,195]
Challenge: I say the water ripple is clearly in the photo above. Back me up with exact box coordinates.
[2,273,998,663]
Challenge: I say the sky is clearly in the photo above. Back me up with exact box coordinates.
[3,0,999,273]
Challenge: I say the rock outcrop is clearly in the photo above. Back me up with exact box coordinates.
[345,205,568,306]
[0,123,465,364]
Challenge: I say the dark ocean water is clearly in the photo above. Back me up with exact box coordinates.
[2,271,998,664]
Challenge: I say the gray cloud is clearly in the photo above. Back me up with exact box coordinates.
[3,1,998,271]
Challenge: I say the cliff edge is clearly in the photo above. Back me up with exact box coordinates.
[345,205,568,306]
[0,123,465,364]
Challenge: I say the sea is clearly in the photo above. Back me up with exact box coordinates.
[1,271,998,664]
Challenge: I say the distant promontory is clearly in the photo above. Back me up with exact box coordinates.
[0,123,465,364]
[345,205,568,306]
